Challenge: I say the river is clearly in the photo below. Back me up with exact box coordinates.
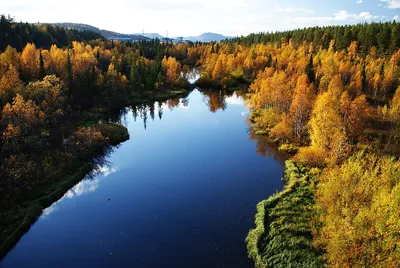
[1,89,285,268]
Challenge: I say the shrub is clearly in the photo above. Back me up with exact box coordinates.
[66,127,107,159]
[293,146,327,167]
[253,108,280,131]
[95,123,129,146]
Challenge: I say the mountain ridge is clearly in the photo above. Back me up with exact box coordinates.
[38,22,232,42]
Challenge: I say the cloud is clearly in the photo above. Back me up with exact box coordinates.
[356,0,363,3]
[226,96,243,105]
[276,5,314,14]
[381,0,400,9]
[65,178,99,198]
[97,165,117,177]
[395,15,400,20]
[286,10,381,30]
[41,177,101,218]
[333,10,379,20]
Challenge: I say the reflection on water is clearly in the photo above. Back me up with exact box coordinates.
[41,163,118,218]
[3,88,286,268]
[200,89,248,113]
[184,68,200,84]
[247,125,288,165]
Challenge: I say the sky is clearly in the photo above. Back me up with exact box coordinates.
[2,0,399,37]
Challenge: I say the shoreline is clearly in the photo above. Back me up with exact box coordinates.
[245,161,324,267]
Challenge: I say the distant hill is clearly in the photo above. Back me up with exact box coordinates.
[40,23,149,41]
[37,23,232,42]
[184,32,232,42]
[138,33,164,39]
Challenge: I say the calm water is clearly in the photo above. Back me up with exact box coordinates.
[1,89,285,268]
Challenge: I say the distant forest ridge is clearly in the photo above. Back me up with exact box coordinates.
[231,21,400,54]
[1,14,400,54]
[39,23,149,41]
[40,23,232,42]
[0,15,103,51]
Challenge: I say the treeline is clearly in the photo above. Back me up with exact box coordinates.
[0,15,103,52]
[231,22,400,56]
[0,40,188,110]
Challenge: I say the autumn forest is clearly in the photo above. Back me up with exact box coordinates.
[1,14,400,267]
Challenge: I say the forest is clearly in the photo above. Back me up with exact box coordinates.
[1,15,400,267]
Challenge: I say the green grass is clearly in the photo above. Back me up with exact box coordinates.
[246,161,325,268]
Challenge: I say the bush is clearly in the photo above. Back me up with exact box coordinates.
[95,123,129,146]
[253,108,280,131]
[270,118,292,141]
[293,146,327,167]
[66,127,107,159]
[279,143,299,154]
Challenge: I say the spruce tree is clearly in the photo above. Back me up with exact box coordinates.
[66,49,73,85]
[305,55,315,83]
[39,50,45,79]
[266,54,272,68]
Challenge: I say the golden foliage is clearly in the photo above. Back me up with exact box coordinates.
[315,152,400,267]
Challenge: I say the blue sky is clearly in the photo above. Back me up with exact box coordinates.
[2,0,399,36]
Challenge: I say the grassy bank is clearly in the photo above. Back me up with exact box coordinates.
[246,161,324,268]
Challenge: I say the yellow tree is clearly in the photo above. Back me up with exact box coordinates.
[162,56,181,84]
[309,90,347,162]
[0,45,20,77]
[21,43,39,80]
[2,94,44,152]
[0,65,24,102]
[288,74,315,139]
[347,95,369,140]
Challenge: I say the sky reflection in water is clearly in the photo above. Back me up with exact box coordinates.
[2,89,285,268]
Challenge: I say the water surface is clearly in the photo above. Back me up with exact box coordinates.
[1,89,285,268]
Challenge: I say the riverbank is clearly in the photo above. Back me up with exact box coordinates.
[246,111,324,267]
[0,123,129,260]
[246,161,324,267]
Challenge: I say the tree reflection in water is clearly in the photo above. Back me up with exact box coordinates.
[247,125,288,165]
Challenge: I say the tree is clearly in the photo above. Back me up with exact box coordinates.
[305,55,315,83]
[1,94,44,152]
[21,43,39,81]
[66,49,73,85]
[39,50,45,79]
[309,91,347,162]
[289,75,315,139]
[0,64,24,105]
